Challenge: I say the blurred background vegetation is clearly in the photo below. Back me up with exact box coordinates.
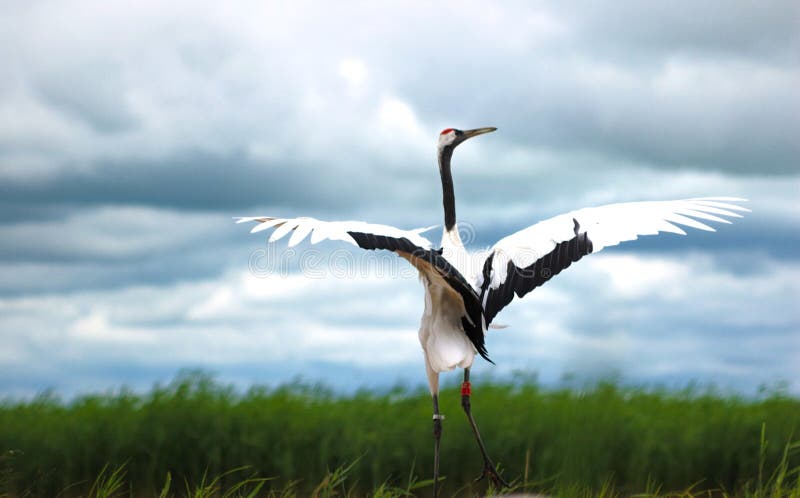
[1,371,798,497]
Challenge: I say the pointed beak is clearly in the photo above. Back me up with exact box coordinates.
[460,127,497,141]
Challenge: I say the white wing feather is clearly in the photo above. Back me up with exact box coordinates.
[485,197,749,289]
[235,216,435,249]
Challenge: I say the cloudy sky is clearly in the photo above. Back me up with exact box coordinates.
[1,0,798,398]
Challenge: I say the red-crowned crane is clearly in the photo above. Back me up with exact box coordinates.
[236,127,748,495]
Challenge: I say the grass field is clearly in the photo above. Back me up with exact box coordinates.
[1,371,798,497]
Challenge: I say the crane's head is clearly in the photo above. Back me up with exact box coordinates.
[438,127,497,150]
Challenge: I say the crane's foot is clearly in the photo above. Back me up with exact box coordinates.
[474,460,509,489]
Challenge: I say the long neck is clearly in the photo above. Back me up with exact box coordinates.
[438,145,457,232]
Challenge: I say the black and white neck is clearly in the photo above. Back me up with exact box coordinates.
[436,127,496,246]
[438,141,458,234]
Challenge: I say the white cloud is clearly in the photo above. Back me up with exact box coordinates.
[69,310,158,344]
[1,247,797,396]
[488,251,800,390]
[586,254,691,299]
[338,57,368,91]
[378,98,417,133]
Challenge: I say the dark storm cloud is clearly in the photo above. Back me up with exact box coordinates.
[0,243,238,296]
[401,57,799,174]
[557,0,800,62]
[0,150,376,214]
[355,2,800,175]
[34,62,139,133]
[0,145,367,217]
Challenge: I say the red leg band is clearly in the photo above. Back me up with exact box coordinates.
[461,381,471,396]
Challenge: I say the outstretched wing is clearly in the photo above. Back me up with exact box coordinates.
[236,216,490,360]
[478,197,750,324]
[235,216,435,249]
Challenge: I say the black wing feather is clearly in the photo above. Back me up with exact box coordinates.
[348,231,491,362]
[480,226,594,325]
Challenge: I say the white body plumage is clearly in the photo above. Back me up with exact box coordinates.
[419,274,477,394]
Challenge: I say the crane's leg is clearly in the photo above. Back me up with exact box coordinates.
[424,357,444,497]
[461,368,509,489]
[432,393,443,498]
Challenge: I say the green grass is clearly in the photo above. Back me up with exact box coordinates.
[1,371,798,497]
